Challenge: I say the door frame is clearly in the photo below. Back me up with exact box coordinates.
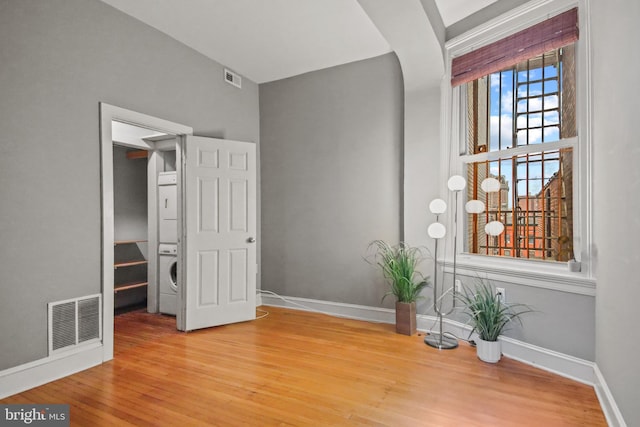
[99,103,192,362]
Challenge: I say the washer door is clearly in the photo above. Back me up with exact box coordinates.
[169,260,178,292]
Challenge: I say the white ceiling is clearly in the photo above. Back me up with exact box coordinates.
[101,0,496,84]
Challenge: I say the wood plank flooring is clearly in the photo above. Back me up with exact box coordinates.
[2,307,606,426]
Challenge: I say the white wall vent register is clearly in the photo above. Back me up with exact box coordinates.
[48,294,102,355]
[224,68,242,88]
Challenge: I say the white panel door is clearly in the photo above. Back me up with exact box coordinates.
[178,136,256,331]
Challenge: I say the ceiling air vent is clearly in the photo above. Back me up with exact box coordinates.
[224,68,242,89]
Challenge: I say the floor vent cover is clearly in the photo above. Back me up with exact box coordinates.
[48,294,102,355]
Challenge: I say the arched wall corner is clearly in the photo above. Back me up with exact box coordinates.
[357,0,445,260]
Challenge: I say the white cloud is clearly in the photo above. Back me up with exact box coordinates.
[490,73,500,88]
[545,95,559,109]
[543,126,560,141]
[529,128,542,143]
[518,85,528,97]
[490,114,514,148]
[517,114,542,129]
[501,90,513,114]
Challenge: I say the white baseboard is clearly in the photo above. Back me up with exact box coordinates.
[594,364,627,427]
[499,335,596,385]
[0,343,103,399]
[260,293,396,324]
[260,293,596,385]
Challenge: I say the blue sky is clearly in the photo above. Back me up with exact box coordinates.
[486,63,562,201]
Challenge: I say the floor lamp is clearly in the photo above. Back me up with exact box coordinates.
[424,175,500,350]
[424,196,455,349]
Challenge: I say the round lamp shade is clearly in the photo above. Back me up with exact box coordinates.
[485,221,505,236]
[481,177,501,193]
[448,175,467,192]
[465,199,485,214]
[429,198,447,215]
[428,222,446,239]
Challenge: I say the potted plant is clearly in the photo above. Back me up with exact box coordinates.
[457,280,532,363]
[367,240,429,335]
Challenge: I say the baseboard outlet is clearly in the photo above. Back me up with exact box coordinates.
[593,364,628,427]
[0,343,103,399]
[261,293,596,385]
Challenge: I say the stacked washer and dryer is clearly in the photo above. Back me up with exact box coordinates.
[158,172,178,315]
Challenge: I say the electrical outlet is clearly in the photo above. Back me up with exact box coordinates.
[455,279,462,293]
[496,287,506,303]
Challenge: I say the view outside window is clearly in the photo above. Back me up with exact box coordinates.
[465,46,576,262]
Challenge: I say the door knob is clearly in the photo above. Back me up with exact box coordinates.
[247,237,256,243]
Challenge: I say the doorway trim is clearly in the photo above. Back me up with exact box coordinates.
[100,103,192,362]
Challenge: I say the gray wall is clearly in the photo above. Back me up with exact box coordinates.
[260,53,404,307]
[0,0,259,370]
[259,47,596,360]
[441,274,595,360]
[113,146,147,242]
[592,0,640,424]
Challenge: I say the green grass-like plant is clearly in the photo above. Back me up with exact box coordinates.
[367,240,429,303]
[457,280,532,342]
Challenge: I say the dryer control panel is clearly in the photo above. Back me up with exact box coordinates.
[159,243,177,255]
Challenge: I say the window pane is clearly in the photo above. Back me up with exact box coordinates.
[544,111,559,125]
[544,159,560,179]
[517,99,528,113]
[516,130,527,145]
[544,126,560,142]
[544,94,558,108]
[544,64,558,78]
[528,128,542,144]
[466,148,574,261]
[528,112,542,127]
[517,70,528,82]
[464,47,575,262]
[529,96,543,112]
[544,80,558,94]
[529,82,543,96]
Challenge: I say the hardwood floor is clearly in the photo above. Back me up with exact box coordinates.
[2,307,606,426]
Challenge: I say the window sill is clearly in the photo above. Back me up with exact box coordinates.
[441,254,595,296]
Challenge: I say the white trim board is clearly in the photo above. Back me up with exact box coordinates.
[99,103,193,363]
[594,365,628,427]
[259,293,596,384]
[0,343,102,399]
[438,0,595,294]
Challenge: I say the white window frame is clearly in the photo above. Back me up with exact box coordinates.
[440,0,594,296]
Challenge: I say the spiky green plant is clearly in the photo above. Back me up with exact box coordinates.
[367,240,429,303]
[456,280,533,342]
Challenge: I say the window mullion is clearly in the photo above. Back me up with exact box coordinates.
[541,151,547,260]
[460,137,577,164]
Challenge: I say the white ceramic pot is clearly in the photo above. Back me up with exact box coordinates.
[476,338,501,363]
